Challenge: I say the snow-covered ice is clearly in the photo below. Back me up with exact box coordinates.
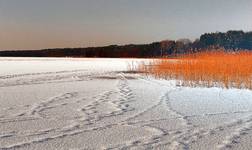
[1,57,252,150]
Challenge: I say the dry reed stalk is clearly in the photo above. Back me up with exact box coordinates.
[142,49,252,89]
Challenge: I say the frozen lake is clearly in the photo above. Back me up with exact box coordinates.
[1,57,252,150]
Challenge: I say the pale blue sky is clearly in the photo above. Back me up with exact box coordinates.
[0,0,251,50]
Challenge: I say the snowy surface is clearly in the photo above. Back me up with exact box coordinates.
[1,57,252,150]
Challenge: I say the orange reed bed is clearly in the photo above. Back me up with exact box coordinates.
[142,50,252,89]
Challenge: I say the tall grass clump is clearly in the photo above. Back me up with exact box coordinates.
[143,49,252,89]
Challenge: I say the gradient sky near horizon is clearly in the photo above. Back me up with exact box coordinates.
[0,0,252,50]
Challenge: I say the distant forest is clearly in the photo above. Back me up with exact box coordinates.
[0,30,252,58]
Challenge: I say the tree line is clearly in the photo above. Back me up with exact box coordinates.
[0,30,252,58]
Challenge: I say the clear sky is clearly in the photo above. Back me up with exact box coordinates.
[0,0,252,50]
